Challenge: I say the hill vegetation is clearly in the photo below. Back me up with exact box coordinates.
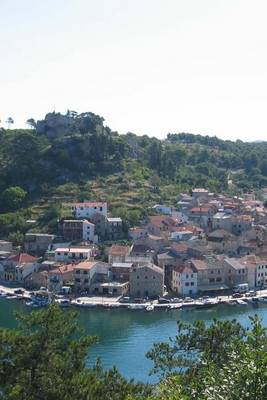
[1,110,267,240]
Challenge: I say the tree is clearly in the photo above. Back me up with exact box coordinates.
[144,317,267,400]
[26,118,36,129]
[1,186,27,211]
[0,305,151,400]
[6,117,14,129]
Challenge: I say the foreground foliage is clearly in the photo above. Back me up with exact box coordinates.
[0,305,150,400]
[0,305,266,399]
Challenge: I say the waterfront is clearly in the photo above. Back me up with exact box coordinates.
[0,299,267,382]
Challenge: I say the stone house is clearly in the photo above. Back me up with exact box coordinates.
[129,263,164,298]
[25,233,56,255]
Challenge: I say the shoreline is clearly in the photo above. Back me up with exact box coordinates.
[1,284,267,311]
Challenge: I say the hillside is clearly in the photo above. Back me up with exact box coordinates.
[1,110,267,242]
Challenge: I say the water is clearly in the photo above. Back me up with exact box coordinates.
[0,299,266,382]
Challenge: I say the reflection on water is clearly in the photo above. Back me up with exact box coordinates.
[0,299,266,382]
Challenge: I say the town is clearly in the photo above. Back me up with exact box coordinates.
[1,187,267,310]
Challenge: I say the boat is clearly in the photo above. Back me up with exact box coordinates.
[167,304,182,310]
[146,304,154,311]
[55,298,71,307]
[128,304,146,310]
[195,298,218,309]
[236,299,247,306]
[258,296,267,303]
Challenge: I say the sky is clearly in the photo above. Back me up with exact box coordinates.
[1,0,267,141]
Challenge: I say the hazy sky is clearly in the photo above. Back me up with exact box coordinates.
[1,0,267,141]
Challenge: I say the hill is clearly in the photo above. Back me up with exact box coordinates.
[0,110,267,241]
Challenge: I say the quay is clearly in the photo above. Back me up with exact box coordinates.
[1,284,267,311]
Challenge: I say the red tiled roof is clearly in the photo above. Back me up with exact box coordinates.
[74,261,100,270]
[8,253,37,264]
[49,264,76,274]
[190,207,210,213]
[171,243,188,253]
[110,245,130,255]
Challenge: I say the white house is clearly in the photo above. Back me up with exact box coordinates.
[171,264,198,296]
[70,202,107,219]
[54,247,92,263]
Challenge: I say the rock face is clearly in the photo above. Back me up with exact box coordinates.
[36,112,75,138]
[36,111,105,138]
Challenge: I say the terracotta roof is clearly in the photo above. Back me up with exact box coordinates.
[110,245,130,256]
[173,265,196,274]
[190,207,210,213]
[190,259,208,271]
[171,243,188,253]
[49,264,76,274]
[8,253,37,264]
[149,215,181,228]
[74,261,100,270]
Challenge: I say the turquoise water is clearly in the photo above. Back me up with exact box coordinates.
[0,299,266,382]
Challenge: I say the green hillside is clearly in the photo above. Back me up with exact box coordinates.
[1,110,267,241]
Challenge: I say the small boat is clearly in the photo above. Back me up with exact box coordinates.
[55,298,71,307]
[0,292,7,298]
[128,304,146,310]
[236,299,247,306]
[146,304,154,311]
[258,296,267,303]
[168,303,182,310]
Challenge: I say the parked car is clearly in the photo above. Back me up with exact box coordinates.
[232,293,243,298]
[14,289,25,295]
[119,296,130,303]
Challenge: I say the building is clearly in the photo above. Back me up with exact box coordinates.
[62,219,97,243]
[0,240,12,252]
[108,245,131,264]
[74,261,109,293]
[223,257,251,289]
[190,256,228,294]
[111,262,133,282]
[25,233,55,255]
[192,188,209,201]
[25,271,48,290]
[54,247,93,263]
[147,215,182,237]
[48,264,75,293]
[106,217,124,240]
[1,253,39,283]
[171,264,198,296]
[129,227,148,241]
[129,263,164,298]
[212,212,234,232]
[70,201,107,219]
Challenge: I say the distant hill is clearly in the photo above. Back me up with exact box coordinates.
[0,110,267,239]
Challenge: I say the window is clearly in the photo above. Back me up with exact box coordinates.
[191,282,194,286]
[153,276,155,279]
[210,270,214,274]
[137,276,139,279]
[185,282,189,286]
[83,270,87,275]
[100,206,103,211]
[76,270,80,274]
[84,279,89,283]
[75,278,80,282]
[216,277,222,282]
[186,274,189,278]
[145,276,148,279]
[209,278,215,283]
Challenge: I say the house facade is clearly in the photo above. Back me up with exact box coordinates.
[171,264,198,296]
[70,202,107,219]
[129,263,164,298]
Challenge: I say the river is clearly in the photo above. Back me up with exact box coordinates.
[0,299,266,382]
